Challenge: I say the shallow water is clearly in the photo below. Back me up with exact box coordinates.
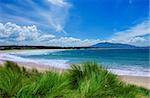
[0,49,149,76]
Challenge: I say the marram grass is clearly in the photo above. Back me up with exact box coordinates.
[0,61,149,98]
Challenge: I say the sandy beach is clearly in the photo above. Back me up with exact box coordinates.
[119,75,150,89]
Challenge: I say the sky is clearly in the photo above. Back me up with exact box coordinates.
[0,0,149,46]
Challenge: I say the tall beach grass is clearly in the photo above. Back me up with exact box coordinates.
[0,61,149,98]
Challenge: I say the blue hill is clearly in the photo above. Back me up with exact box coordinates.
[91,42,139,48]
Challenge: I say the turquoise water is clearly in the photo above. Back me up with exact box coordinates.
[21,49,149,67]
[18,49,149,76]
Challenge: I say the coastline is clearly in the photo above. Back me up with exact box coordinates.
[0,49,149,89]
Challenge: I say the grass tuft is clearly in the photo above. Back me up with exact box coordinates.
[0,61,149,98]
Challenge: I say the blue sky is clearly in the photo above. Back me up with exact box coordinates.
[0,0,149,46]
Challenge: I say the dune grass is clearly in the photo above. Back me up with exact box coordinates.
[0,61,149,98]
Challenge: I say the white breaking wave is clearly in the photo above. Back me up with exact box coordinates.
[108,68,150,77]
[8,49,66,56]
[0,52,69,69]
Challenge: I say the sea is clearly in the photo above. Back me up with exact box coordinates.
[0,49,149,76]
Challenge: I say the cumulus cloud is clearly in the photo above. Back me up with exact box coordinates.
[0,22,55,45]
[0,0,102,47]
[0,22,101,46]
[45,37,101,47]
[109,20,150,46]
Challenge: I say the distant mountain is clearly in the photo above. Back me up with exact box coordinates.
[91,42,144,49]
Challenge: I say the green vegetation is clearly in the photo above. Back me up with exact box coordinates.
[0,61,149,98]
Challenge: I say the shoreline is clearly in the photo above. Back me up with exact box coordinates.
[0,49,149,89]
[0,50,149,77]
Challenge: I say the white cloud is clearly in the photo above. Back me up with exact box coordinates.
[46,0,71,33]
[0,22,55,45]
[0,22,101,46]
[1,20,149,46]
[109,20,150,46]
[47,0,70,7]
[39,35,55,41]
[45,37,101,47]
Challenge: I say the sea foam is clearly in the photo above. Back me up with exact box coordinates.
[109,68,150,77]
[8,49,65,56]
[0,51,69,69]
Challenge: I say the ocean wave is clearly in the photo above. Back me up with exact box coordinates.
[0,53,69,69]
[8,49,66,56]
[108,68,150,77]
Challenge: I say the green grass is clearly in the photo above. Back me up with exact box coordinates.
[0,61,149,98]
